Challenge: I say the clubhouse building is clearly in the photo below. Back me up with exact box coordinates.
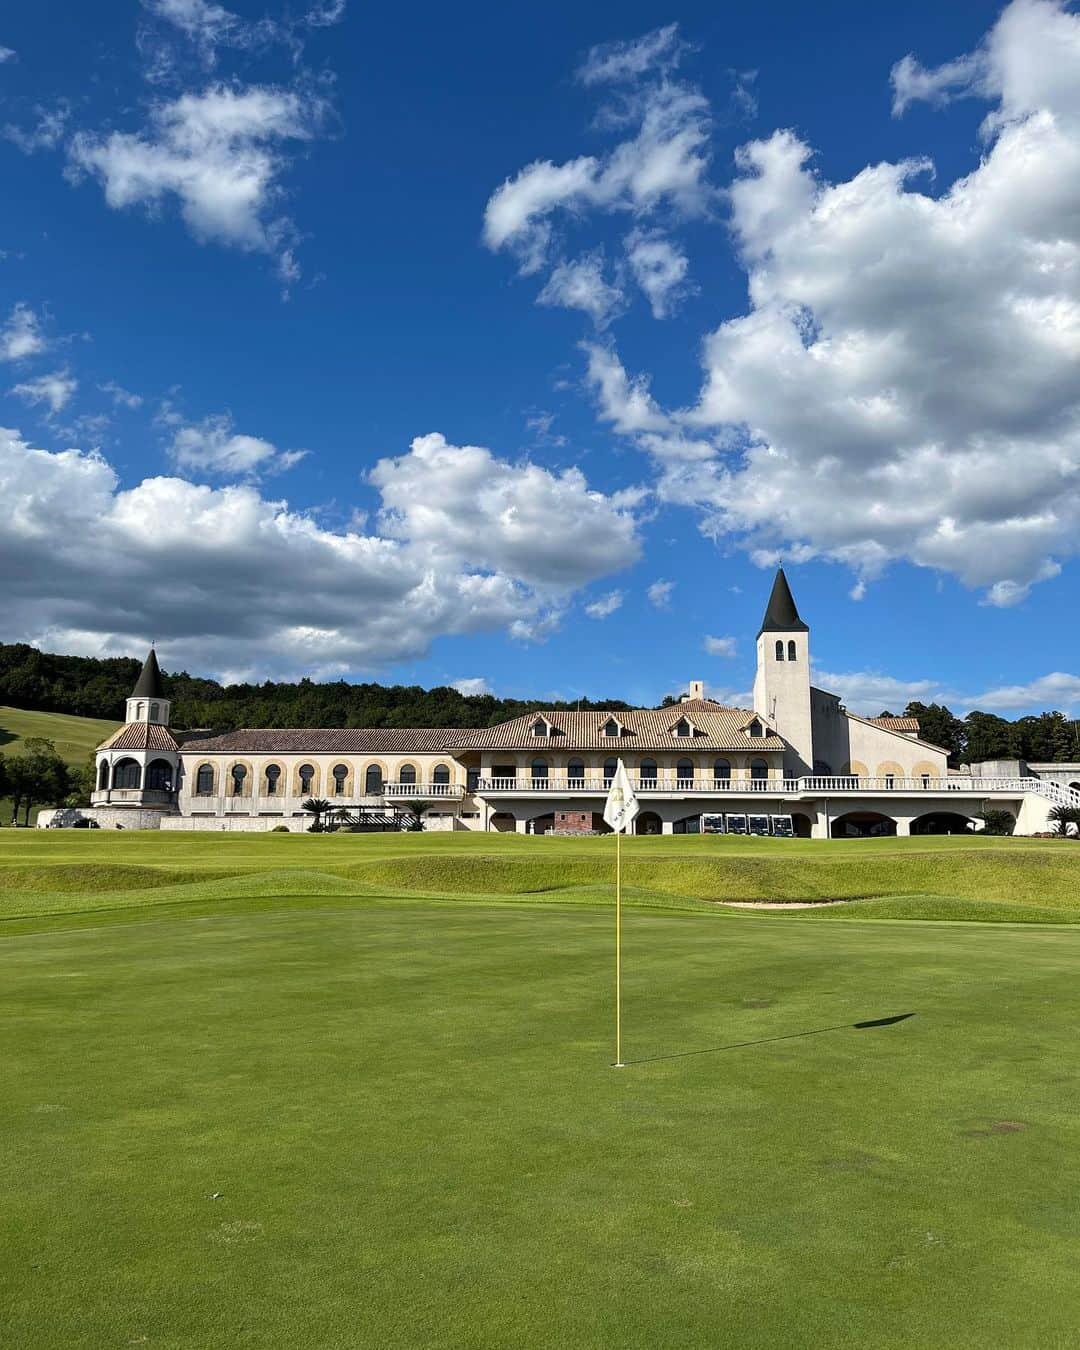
[76,570,1078,838]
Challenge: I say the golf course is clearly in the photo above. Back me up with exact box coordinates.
[3,830,1079,1348]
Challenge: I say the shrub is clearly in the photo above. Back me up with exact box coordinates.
[978,809,1015,837]
[270,825,290,833]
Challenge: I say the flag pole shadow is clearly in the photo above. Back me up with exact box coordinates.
[622,1013,915,1066]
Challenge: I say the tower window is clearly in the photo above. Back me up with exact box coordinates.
[787,640,797,662]
[113,758,141,790]
[146,759,173,792]
[98,760,109,791]
[149,703,160,722]
[775,640,785,661]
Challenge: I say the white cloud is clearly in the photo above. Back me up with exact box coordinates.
[813,670,955,716]
[969,671,1080,713]
[167,412,307,476]
[0,303,47,362]
[704,634,736,658]
[624,228,692,317]
[99,381,144,409]
[0,426,642,680]
[1,104,69,154]
[577,24,683,87]
[0,46,15,63]
[646,578,674,607]
[451,677,492,697]
[305,1,347,26]
[68,84,328,285]
[11,369,77,415]
[483,81,713,273]
[537,251,624,326]
[585,589,624,619]
[585,0,1080,606]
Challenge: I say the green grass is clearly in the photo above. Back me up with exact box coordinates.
[2,832,1079,1348]
[0,705,119,825]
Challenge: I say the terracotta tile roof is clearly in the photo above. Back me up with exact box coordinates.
[171,700,785,756]
[865,716,921,732]
[443,701,786,751]
[175,727,474,755]
[98,722,180,752]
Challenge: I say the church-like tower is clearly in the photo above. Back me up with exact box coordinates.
[752,568,814,777]
[91,648,181,816]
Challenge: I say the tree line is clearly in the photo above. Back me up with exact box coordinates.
[0,739,79,825]
[0,641,1076,767]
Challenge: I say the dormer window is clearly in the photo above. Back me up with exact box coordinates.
[747,719,764,738]
[532,718,549,737]
[673,717,693,737]
[602,718,621,738]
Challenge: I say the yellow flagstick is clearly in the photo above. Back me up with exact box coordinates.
[615,826,624,1067]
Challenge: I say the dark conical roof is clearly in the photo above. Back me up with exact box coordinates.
[757,567,809,637]
[131,647,165,699]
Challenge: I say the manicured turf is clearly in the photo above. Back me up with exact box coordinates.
[2,832,1079,1348]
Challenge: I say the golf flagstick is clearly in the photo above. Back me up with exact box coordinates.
[603,759,639,1068]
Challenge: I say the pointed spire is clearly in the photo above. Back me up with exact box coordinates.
[757,567,809,637]
[131,646,165,700]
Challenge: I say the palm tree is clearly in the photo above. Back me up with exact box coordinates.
[302,797,331,833]
[1048,804,1075,837]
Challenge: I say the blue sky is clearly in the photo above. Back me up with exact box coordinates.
[2,0,1079,717]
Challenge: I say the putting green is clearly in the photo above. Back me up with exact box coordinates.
[1,833,1079,1348]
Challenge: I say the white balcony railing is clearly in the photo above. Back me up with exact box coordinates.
[473,774,1050,797]
[383,782,464,798]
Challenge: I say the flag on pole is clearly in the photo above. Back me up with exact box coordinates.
[604,759,638,1069]
[603,758,639,834]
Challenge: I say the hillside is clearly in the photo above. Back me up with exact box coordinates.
[0,705,120,767]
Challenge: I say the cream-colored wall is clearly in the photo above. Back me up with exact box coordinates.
[478,751,783,780]
[844,719,948,779]
[179,750,464,802]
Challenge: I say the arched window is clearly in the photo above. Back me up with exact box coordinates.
[97,760,109,791]
[676,758,694,783]
[145,759,173,791]
[136,702,146,718]
[640,758,657,783]
[332,764,349,795]
[299,764,315,794]
[365,764,383,794]
[713,758,731,782]
[568,758,585,786]
[112,758,140,790]
[775,640,785,661]
[813,760,832,776]
[149,703,160,722]
[264,764,281,795]
[787,640,797,662]
[531,759,548,781]
[603,758,618,781]
[230,764,247,796]
[399,764,417,785]
[750,758,769,780]
[196,763,215,795]
[433,764,450,785]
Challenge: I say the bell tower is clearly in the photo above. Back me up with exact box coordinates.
[125,647,170,727]
[752,568,813,777]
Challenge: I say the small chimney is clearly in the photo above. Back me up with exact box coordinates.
[686,679,705,701]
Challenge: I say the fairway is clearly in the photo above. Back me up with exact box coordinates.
[2,834,1079,1348]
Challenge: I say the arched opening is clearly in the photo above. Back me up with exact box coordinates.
[432,763,451,785]
[639,758,657,785]
[298,763,315,795]
[112,757,140,790]
[603,758,617,782]
[791,812,813,838]
[490,811,516,833]
[97,760,109,791]
[813,760,832,776]
[399,763,417,786]
[264,764,282,796]
[775,640,785,661]
[149,703,160,722]
[568,759,585,787]
[145,758,173,792]
[1070,781,1080,793]
[195,763,215,795]
[911,811,975,836]
[831,811,897,838]
[750,758,769,780]
[788,640,797,661]
[635,810,663,835]
[365,764,383,794]
[230,764,248,797]
[531,758,549,782]
[331,764,349,796]
[676,758,694,785]
[713,758,731,786]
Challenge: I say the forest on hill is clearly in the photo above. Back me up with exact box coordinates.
[0,641,1076,767]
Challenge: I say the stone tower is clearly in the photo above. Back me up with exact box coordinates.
[752,568,813,777]
[91,647,181,820]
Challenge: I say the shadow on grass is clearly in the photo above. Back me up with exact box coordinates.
[625,1012,915,1065]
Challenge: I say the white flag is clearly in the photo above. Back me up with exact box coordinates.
[603,758,640,834]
